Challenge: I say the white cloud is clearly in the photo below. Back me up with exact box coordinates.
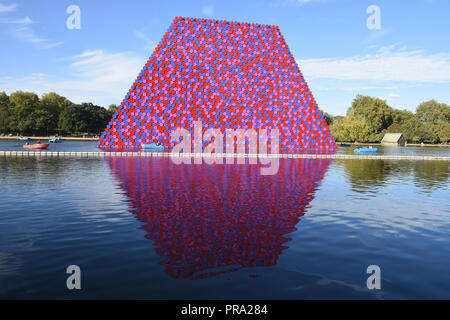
[7,25,62,49]
[201,5,214,17]
[0,49,146,106]
[42,41,63,49]
[0,6,61,49]
[0,15,31,24]
[269,0,313,8]
[5,25,62,48]
[376,93,400,101]
[320,82,414,90]
[68,49,144,84]
[297,46,450,83]
[28,73,48,81]
[0,2,16,12]
[71,49,105,66]
[134,29,157,52]
[364,27,393,44]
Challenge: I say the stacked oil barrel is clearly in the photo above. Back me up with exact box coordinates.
[98,17,337,152]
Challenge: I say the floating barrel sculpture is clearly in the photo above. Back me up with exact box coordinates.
[98,17,337,153]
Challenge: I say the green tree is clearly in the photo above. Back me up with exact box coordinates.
[41,92,73,134]
[416,100,450,143]
[58,103,111,135]
[108,104,118,117]
[403,115,436,143]
[330,116,354,142]
[0,92,10,134]
[84,103,112,134]
[391,109,414,124]
[416,100,450,123]
[9,91,40,134]
[330,113,372,142]
[41,92,72,114]
[58,104,90,134]
[385,109,417,143]
[330,118,345,142]
[385,122,404,134]
[439,124,450,143]
[25,109,55,136]
[345,95,393,142]
[318,109,333,126]
[329,95,449,144]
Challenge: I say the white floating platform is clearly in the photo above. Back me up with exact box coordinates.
[0,151,448,161]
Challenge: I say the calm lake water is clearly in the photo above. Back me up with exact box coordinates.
[0,140,449,299]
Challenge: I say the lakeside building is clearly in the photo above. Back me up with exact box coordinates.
[381,133,407,146]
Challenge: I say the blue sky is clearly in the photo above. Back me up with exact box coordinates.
[1,0,449,115]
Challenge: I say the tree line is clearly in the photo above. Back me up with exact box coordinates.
[321,95,450,144]
[0,91,117,136]
[1,91,449,143]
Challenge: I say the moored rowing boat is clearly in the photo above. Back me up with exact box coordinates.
[23,143,50,150]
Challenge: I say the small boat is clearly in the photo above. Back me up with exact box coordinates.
[19,137,30,141]
[339,143,351,147]
[23,143,50,150]
[49,138,63,143]
[141,143,164,151]
[354,147,378,154]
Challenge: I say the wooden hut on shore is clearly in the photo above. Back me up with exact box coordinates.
[381,133,406,146]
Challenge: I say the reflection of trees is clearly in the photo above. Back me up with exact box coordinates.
[412,161,449,190]
[342,160,391,193]
[0,157,103,188]
[341,159,449,193]
[0,157,41,186]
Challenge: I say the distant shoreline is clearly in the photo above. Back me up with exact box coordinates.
[0,136,99,141]
[339,142,450,147]
[1,136,449,147]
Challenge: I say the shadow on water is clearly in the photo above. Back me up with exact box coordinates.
[105,157,332,280]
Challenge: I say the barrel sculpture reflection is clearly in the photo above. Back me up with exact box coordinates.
[106,157,331,279]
